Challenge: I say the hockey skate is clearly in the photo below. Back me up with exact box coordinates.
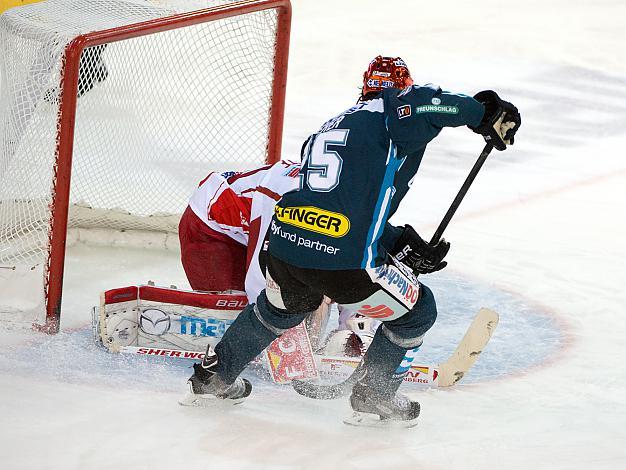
[344,383,420,428]
[179,346,252,407]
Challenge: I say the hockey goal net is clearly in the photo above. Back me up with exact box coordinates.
[0,0,290,332]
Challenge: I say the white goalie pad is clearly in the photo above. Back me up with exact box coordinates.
[94,284,320,383]
[96,285,247,356]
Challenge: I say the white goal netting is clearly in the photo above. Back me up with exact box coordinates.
[0,0,288,327]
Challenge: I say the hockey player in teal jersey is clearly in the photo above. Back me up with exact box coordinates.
[183,56,521,425]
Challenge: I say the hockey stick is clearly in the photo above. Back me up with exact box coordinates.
[292,308,499,399]
[292,143,496,399]
[430,142,494,244]
[436,308,499,385]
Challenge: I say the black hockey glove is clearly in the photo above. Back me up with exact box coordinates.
[389,225,450,275]
[469,90,521,151]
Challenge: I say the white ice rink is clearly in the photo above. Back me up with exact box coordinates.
[1,0,626,468]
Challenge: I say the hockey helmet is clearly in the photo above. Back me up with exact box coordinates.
[361,55,413,99]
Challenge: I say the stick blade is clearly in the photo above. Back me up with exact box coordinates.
[437,308,499,387]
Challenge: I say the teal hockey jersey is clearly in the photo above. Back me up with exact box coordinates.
[269,84,484,270]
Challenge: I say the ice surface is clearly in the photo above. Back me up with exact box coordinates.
[1,0,626,469]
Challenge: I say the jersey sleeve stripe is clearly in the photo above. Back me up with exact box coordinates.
[361,143,403,268]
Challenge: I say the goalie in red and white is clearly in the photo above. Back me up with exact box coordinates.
[97,159,375,368]
[178,160,298,302]
[178,159,379,356]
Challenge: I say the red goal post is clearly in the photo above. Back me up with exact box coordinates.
[0,0,292,333]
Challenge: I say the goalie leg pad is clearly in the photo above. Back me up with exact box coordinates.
[214,290,308,383]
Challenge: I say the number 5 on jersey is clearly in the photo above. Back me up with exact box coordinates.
[300,129,349,192]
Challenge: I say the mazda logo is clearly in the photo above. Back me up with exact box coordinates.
[139,309,171,336]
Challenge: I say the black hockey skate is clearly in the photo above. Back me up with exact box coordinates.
[179,346,252,407]
[344,383,420,428]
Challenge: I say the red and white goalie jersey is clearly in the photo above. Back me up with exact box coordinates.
[182,160,300,303]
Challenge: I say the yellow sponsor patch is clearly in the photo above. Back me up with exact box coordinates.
[274,206,350,238]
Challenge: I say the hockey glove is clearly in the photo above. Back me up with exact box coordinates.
[389,225,450,275]
[469,90,521,151]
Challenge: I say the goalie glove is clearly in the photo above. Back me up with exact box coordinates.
[469,90,521,151]
[389,225,450,275]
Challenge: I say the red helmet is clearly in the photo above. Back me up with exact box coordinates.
[361,55,413,99]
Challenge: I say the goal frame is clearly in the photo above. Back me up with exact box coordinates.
[39,0,291,333]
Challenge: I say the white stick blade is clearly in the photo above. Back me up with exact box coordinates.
[437,308,499,387]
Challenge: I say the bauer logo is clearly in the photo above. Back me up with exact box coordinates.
[274,206,350,237]
[397,104,411,119]
[215,298,248,309]
[139,309,171,336]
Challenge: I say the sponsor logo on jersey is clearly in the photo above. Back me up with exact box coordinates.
[397,104,411,119]
[343,290,408,322]
[414,104,459,114]
[270,220,341,255]
[357,304,395,318]
[274,206,350,237]
[139,309,171,336]
[431,97,442,105]
[371,264,420,308]
[390,255,419,285]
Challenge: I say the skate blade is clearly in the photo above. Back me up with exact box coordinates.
[343,411,419,428]
[178,383,245,407]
